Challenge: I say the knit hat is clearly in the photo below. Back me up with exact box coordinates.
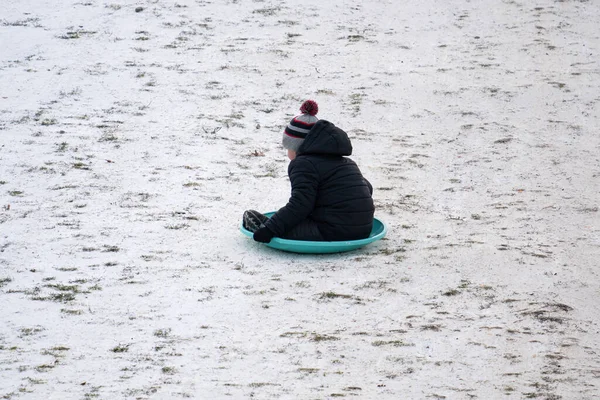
[282,100,319,152]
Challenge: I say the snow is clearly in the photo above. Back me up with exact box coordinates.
[1,0,600,398]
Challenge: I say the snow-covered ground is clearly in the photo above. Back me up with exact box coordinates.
[1,0,599,398]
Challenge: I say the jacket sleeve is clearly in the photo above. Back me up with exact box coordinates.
[264,158,319,237]
[365,178,373,195]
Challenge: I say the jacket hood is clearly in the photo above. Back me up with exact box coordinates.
[297,120,353,156]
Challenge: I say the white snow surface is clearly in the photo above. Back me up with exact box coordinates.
[1,0,600,398]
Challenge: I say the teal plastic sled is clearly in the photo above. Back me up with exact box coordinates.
[240,212,387,254]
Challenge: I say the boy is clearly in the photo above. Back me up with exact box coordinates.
[243,100,374,243]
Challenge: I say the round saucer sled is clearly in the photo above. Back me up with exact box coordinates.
[240,212,387,254]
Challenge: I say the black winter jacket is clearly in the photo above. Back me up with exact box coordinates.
[265,120,374,241]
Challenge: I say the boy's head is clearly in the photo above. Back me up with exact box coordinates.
[282,100,319,153]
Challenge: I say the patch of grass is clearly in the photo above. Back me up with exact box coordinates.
[297,368,319,373]
[421,324,442,331]
[102,245,120,252]
[347,34,365,42]
[458,280,470,289]
[32,291,76,302]
[35,364,56,372]
[61,308,83,315]
[280,331,308,338]
[248,382,280,388]
[66,29,96,39]
[26,377,46,384]
[1,17,41,27]
[548,81,566,89]
[41,346,70,358]
[98,133,118,142]
[225,111,244,120]
[524,311,565,324]
[253,7,280,16]
[161,366,176,374]
[278,20,298,26]
[183,182,201,187]
[546,303,573,312]
[349,93,364,113]
[20,327,44,336]
[41,118,57,126]
[46,283,80,293]
[319,292,353,300]
[354,280,390,290]
[0,277,12,287]
[111,344,129,353]
[154,328,171,338]
[8,190,24,197]
[72,162,91,170]
[51,184,78,190]
[50,292,76,302]
[373,99,390,105]
[311,333,339,342]
[372,340,412,347]
[442,289,461,296]
[165,223,190,230]
[58,88,81,100]
[316,89,335,95]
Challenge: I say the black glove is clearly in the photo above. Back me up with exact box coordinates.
[253,226,275,243]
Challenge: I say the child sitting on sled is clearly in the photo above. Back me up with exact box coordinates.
[243,100,374,243]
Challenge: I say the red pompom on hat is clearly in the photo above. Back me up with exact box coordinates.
[283,100,320,152]
[299,100,318,116]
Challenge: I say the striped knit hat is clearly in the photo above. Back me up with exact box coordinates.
[282,100,319,152]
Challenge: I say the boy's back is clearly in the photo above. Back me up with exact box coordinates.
[265,120,374,241]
